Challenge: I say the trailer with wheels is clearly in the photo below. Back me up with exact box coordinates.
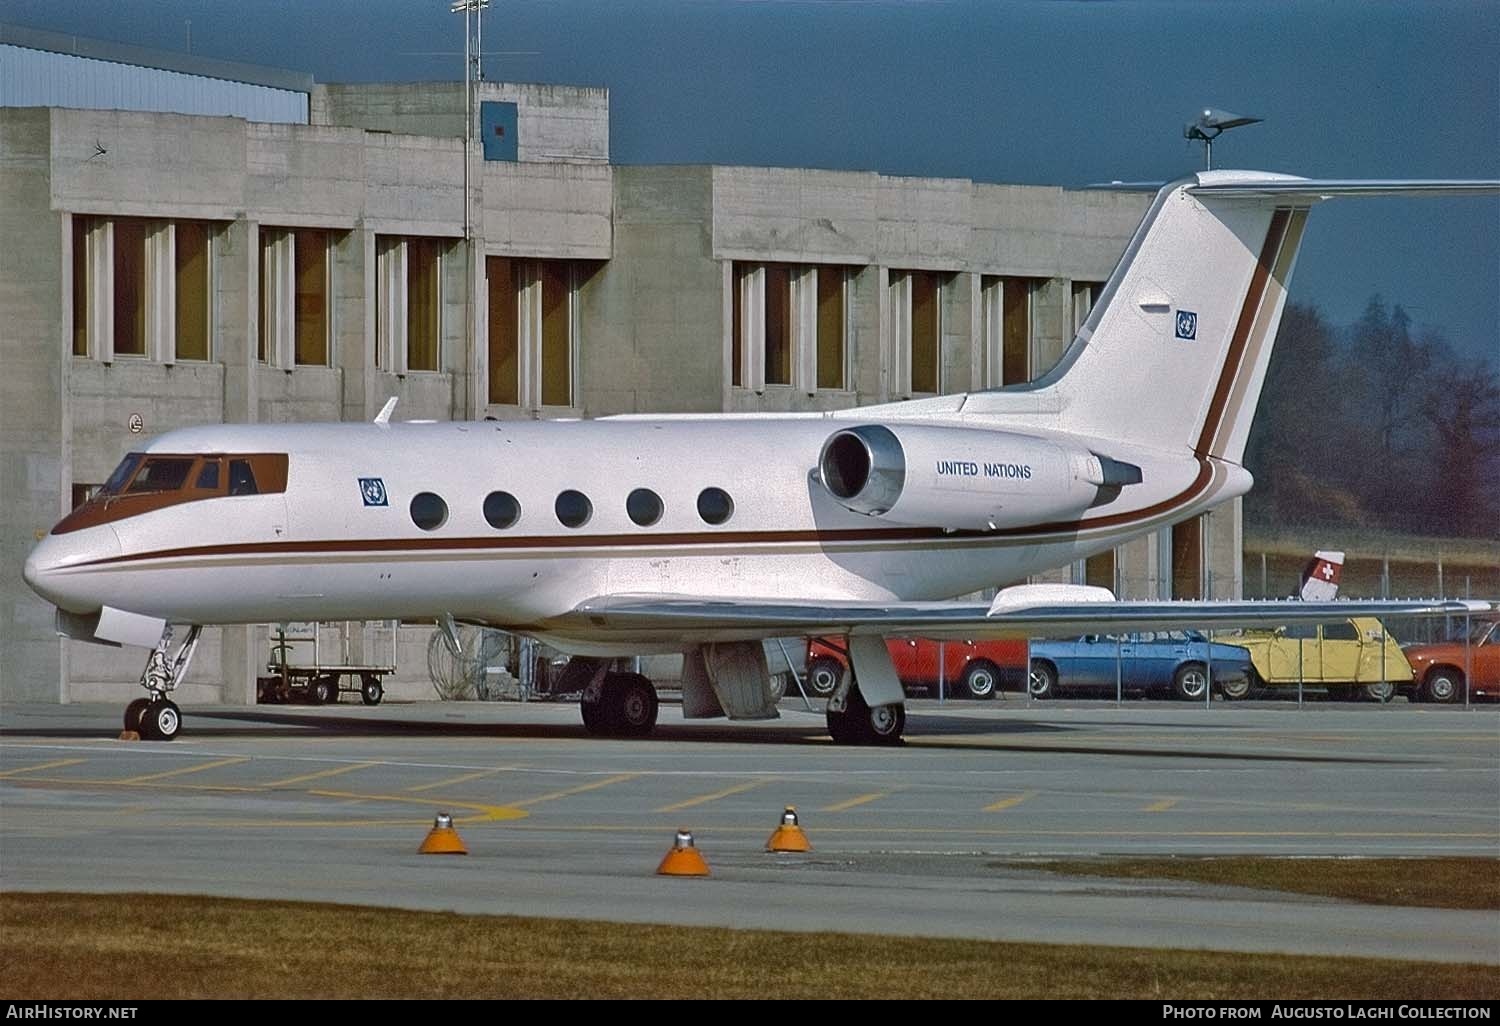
[256,621,397,706]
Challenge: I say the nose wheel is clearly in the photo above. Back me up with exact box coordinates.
[123,624,202,741]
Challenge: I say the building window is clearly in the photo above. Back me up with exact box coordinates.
[71,216,91,357]
[486,257,519,405]
[889,269,943,396]
[486,257,587,408]
[174,221,211,361]
[732,263,852,392]
[113,219,147,357]
[407,238,441,372]
[377,235,448,375]
[1071,280,1103,337]
[1171,515,1204,600]
[294,230,329,366]
[980,276,1037,388]
[815,265,850,391]
[72,216,217,363]
[263,228,334,367]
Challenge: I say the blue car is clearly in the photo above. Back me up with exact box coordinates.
[1026,631,1253,701]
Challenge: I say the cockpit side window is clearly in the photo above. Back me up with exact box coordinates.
[126,457,195,493]
[195,459,221,491]
[228,459,259,496]
[101,453,144,496]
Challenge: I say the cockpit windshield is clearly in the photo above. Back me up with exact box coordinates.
[51,452,289,535]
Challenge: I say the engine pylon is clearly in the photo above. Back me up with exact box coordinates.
[418,812,469,855]
[656,828,710,876]
[765,806,813,852]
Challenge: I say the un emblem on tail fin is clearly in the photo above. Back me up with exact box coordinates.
[1174,309,1197,340]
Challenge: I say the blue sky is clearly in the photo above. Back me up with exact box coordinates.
[7,0,1497,362]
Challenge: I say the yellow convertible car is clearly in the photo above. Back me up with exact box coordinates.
[1226,617,1413,702]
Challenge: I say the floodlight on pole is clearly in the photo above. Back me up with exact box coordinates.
[1184,108,1263,170]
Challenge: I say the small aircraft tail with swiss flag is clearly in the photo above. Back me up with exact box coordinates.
[1299,550,1345,602]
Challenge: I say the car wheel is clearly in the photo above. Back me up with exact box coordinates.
[767,672,788,702]
[962,659,1000,700]
[1362,680,1396,703]
[806,657,844,698]
[1219,675,1252,700]
[1172,663,1209,701]
[1028,661,1058,700]
[1422,668,1462,704]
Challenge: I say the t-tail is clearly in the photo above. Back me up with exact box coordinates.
[962,172,1498,466]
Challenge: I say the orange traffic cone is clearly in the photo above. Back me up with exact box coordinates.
[418,812,468,855]
[765,806,812,852]
[656,829,710,876]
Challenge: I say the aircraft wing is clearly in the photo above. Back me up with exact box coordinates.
[568,591,1491,641]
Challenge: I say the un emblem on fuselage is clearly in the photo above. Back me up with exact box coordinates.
[359,477,388,507]
[1175,309,1198,340]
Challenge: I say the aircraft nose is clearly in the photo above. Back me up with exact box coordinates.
[23,526,121,613]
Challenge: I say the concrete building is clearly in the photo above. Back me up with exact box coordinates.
[0,25,1240,705]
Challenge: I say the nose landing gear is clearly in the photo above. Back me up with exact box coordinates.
[124,624,203,741]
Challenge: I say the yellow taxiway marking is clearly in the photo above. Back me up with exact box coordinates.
[310,789,527,823]
[821,792,888,813]
[116,756,251,784]
[0,758,87,778]
[404,767,512,793]
[513,773,641,808]
[655,778,771,814]
[263,761,381,787]
[984,791,1036,813]
[1142,798,1181,813]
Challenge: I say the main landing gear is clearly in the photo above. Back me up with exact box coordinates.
[124,624,203,741]
[580,670,660,738]
[823,654,906,746]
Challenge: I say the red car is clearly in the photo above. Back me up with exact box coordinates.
[1400,618,1500,703]
[805,637,1026,700]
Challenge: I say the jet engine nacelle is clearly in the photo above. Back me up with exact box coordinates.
[818,423,1136,531]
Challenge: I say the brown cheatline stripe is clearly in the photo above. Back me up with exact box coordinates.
[1195,207,1291,459]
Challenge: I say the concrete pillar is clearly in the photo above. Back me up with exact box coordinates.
[337,226,377,423]
[0,110,64,701]
[219,219,259,425]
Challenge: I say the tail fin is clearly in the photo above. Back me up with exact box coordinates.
[1299,550,1345,602]
[962,173,1496,464]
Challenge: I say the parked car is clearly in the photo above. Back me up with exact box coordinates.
[805,637,1026,700]
[1227,617,1412,702]
[1400,618,1499,703]
[1025,631,1253,701]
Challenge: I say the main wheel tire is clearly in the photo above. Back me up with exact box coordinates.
[608,672,659,737]
[1028,661,1058,700]
[767,672,789,702]
[360,674,384,706]
[124,698,151,733]
[1423,668,1462,704]
[1362,680,1396,703]
[140,699,181,741]
[962,659,1000,700]
[807,657,844,698]
[580,695,612,736]
[828,686,905,745]
[1172,663,1209,701]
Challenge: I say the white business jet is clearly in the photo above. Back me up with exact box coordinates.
[23,171,1496,743]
